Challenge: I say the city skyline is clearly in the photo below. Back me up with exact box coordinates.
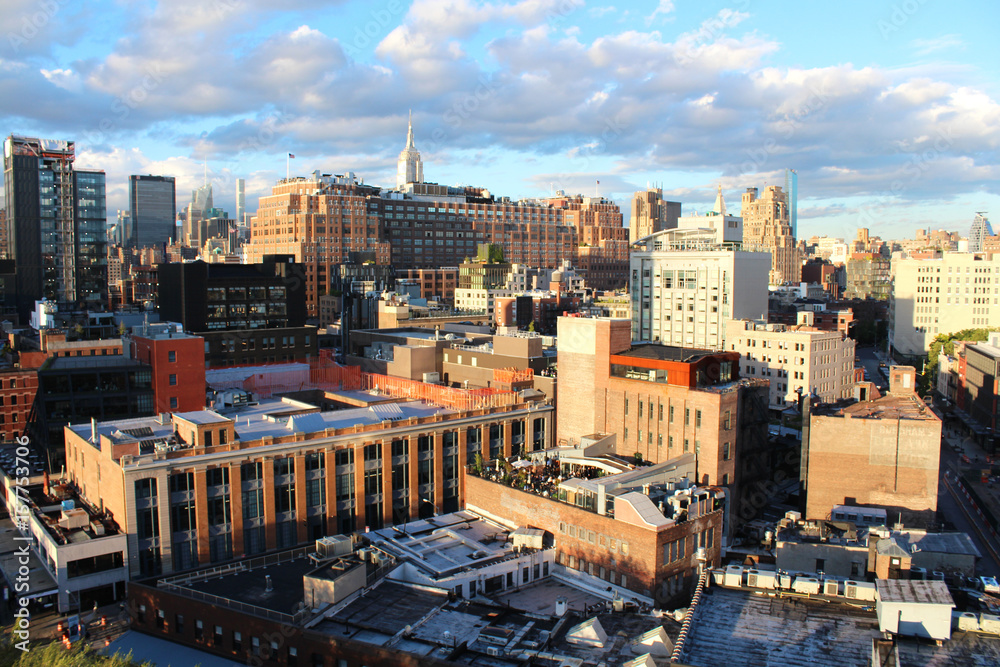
[0,1,997,241]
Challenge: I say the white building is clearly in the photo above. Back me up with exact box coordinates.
[725,319,856,409]
[890,253,1000,358]
[630,228,771,350]
[396,111,424,188]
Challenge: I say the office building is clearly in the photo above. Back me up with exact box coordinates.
[129,175,176,248]
[741,185,800,286]
[183,182,213,246]
[4,135,108,320]
[785,169,798,240]
[629,187,680,244]
[804,366,941,526]
[396,112,423,188]
[725,319,855,410]
[889,253,1000,358]
[246,125,628,316]
[969,213,993,253]
[630,228,770,350]
[64,383,553,578]
[962,335,1000,454]
[556,317,771,527]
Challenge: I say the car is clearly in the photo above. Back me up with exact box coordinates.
[878,362,887,368]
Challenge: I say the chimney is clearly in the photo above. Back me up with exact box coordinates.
[889,366,917,395]
[90,417,98,443]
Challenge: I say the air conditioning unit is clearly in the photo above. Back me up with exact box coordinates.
[845,583,857,599]
[824,580,839,597]
[486,647,502,657]
[747,572,759,588]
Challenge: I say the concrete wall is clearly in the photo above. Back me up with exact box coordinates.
[775,540,868,578]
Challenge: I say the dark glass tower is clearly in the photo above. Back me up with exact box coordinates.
[129,175,176,248]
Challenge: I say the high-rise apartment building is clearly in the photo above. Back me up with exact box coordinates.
[890,252,1000,359]
[3,135,107,319]
[630,228,770,350]
[741,185,801,286]
[129,175,176,248]
[970,212,993,253]
[629,187,680,244]
[725,319,855,410]
[236,178,245,224]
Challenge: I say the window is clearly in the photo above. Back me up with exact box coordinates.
[170,397,178,409]
[195,619,204,640]
[169,374,177,386]
[684,408,690,425]
[695,409,702,427]
[168,351,176,362]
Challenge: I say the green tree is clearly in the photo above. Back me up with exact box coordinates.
[0,637,154,667]
[922,327,1000,394]
[527,321,536,333]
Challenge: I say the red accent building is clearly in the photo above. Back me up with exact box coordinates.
[131,329,206,413]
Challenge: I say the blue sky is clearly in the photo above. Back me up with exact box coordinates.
[2,0,998,243]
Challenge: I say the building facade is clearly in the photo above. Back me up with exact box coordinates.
[804,367,941,526]
[725,319,855,410]
[629,188,680,244]
[64,390,554,578]
[740,185,800,286]
[129,175,177,248]
[3,135,108,319]
[890,253,1000,358]
[844,253,891,300]
[556,317,771,526]
[630,228,771,350]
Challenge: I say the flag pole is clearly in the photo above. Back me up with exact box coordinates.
[286,153,289,182]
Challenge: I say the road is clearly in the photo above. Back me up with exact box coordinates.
[855,345,888,393]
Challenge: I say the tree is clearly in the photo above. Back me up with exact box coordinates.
[527,321,536,333]
[922,327,1000,394]
[0,638,154,666]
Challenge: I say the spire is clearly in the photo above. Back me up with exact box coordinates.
[713,184,727,217]
[406,109,415,150]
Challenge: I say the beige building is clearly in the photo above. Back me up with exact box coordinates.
[629,187,680,244]
[890,252,1000,358]
[726,319,855,410]
[741,185,801,286]
[805,366,941,527]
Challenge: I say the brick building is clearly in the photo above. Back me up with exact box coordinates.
[0,368,38,442]
[804,366,941,526]
[465,452,724,606]
[64,384,554,578]
[556,317,771,526]
[131,325,206,413]
[397,267,458,303]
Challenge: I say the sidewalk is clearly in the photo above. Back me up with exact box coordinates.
[0,601,131,652]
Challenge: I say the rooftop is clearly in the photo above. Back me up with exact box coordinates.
[876,579,955,606]
[42,355,149,372]
[682,586,1000,667]
[815,392,938,421]
[614,344,718,363]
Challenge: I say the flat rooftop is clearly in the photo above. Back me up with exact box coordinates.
[819,392,939,421]
[877,579,954,606]
[42,355,148,371]
[614,343,717,363]
[681,586,1000,667]
[68,397,450,457]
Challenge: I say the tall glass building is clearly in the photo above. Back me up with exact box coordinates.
[785,168,798,240]
[129,175,176,248]
[3,135,108,320]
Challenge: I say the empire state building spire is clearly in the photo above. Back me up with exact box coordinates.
[397,110,424,189]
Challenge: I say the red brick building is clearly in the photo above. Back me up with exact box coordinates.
[0,369,38,441]
[131,328,206,413]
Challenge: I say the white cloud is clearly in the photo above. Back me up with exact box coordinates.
[911,34,964,57]
[645,0,674,25]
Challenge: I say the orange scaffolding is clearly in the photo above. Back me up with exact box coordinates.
[493,367,534,385]
[360,373,519,411]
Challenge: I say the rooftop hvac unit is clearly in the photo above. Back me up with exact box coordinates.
[724,565,743,588]
[980,614,1000,634]
[486,647,502,657]
[955,612,980,632]
[909,567,926,580]
[824,580,839,597]
[747,571,759,588]
[792,577,820,595]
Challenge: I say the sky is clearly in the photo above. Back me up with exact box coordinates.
[1,0,998,243]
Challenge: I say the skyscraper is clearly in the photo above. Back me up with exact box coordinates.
[969,212,993,252]
[396,111,424,189]
[236,178,245,224]
[741,185,801,286]
[183,183,213,246]
[3,135,107,319]
[129,175,176,248]
[785,169,798,240]
[628,187,681,244]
